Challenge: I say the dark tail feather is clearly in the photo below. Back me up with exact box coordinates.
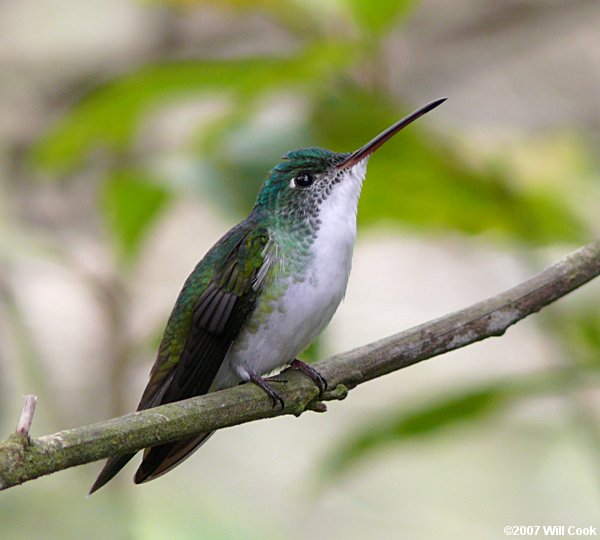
[88,453,136,495]
[134,432,214,484]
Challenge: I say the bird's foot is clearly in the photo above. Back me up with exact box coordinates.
[289,359,328,397]
[249,373,285,410]
[265,373,288,384]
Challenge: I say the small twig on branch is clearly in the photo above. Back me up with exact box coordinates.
[1,239,599,491]
[16,395,38,439]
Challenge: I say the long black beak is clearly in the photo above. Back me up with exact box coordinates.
[337,97,447,169]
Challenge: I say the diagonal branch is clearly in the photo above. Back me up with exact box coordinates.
[1,239,599,491]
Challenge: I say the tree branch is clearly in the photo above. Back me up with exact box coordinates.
[1,239,599,491]
[16,395,38,438]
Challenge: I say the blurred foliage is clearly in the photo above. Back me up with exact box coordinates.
[325,383,513,477]
[101,169,171,265]
[30,0,593,268]
[556,305,600,368]
[322,369,590,477]
[33,42,354,174]
[346,0,417,35]
[6,0,599,506]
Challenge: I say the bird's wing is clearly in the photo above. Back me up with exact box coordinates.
[139,219,273,410]
[89,219,274,494]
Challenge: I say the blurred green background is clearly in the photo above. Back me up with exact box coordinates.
[1,0,600,538]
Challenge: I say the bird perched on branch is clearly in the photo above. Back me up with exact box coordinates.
[89,97,446,494]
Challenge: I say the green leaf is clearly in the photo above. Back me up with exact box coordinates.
[324,385,511,477]
[344,0,417,34]
[556,305,600,368]
[311,89,587,244]
[33,42,354,174]
[101,169,170,265]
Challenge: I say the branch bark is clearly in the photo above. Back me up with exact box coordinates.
[1,239,599,491]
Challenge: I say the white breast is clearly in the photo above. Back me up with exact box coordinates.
[213,161,367,389]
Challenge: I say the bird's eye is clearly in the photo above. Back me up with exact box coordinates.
[292,171,315,189]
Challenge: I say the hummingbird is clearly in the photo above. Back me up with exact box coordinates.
[89,97,446,494]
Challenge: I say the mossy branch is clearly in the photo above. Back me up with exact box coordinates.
[1,240,600,491]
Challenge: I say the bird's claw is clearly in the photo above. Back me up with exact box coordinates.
[247,360,326,409]
[249,373,285,410]
[289,359,328,397]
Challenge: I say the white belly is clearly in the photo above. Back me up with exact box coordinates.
[213,165,365,390]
